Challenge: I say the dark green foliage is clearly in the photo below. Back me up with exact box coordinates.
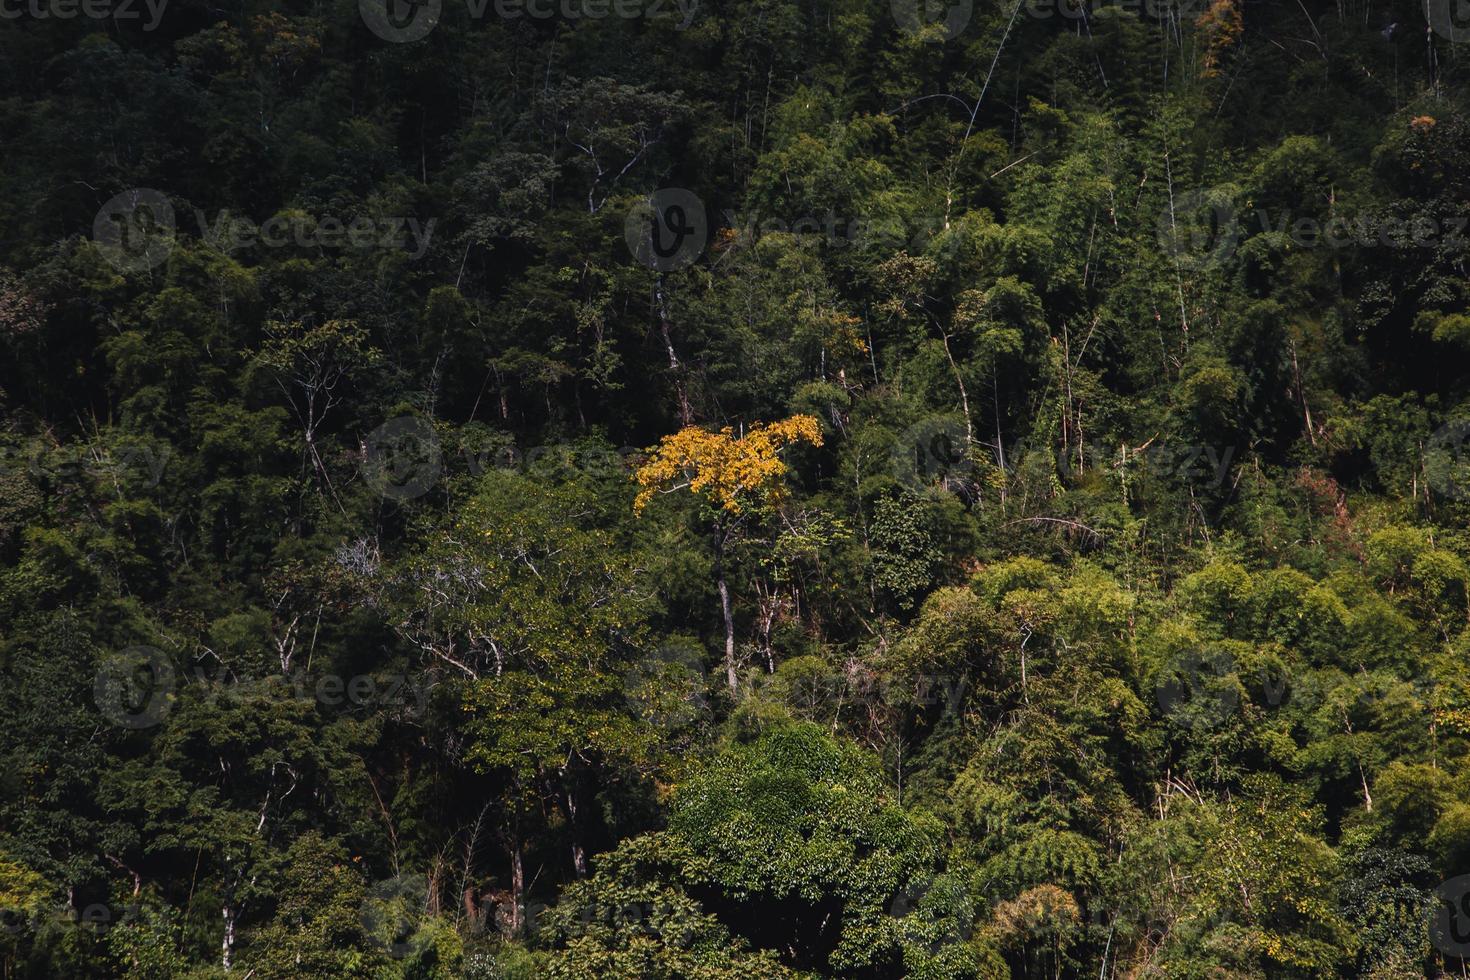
[5,1,1470,977]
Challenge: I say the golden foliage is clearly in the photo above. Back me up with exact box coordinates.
[1411,115,1438,133]
[988,884,1080,943]
[820,310,869,356]
[251,13,323,74]
[1196,0,1244,79]
[634,416,823,515]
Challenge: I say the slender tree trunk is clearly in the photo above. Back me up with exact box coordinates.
[714,525,737,693]
[1163,150,1191,346]
[221,904,235,970]
[1290,336,1316,446]
[937,328,973,448]
[656,274,693,425]
[509,841,525,936]
[717,574,737,692]
[463,886,481,932]
[562,773,588,878]
[570,836,587,878]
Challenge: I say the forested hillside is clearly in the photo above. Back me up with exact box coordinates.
[7,0,1470,976]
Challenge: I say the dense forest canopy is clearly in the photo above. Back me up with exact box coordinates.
[7,0,1470,976]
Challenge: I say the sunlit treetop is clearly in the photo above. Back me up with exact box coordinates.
[633,415,823,516]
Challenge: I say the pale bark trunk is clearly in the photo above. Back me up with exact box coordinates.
[221,904,235,970]
[656,275,693,426]
[718,573,737,693]
[509,844,524,936]
[564,782,588,878]
[715,526,737,693]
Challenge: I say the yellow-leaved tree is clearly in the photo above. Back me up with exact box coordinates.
[634,416,823,692]
[1195,0,1243,79]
